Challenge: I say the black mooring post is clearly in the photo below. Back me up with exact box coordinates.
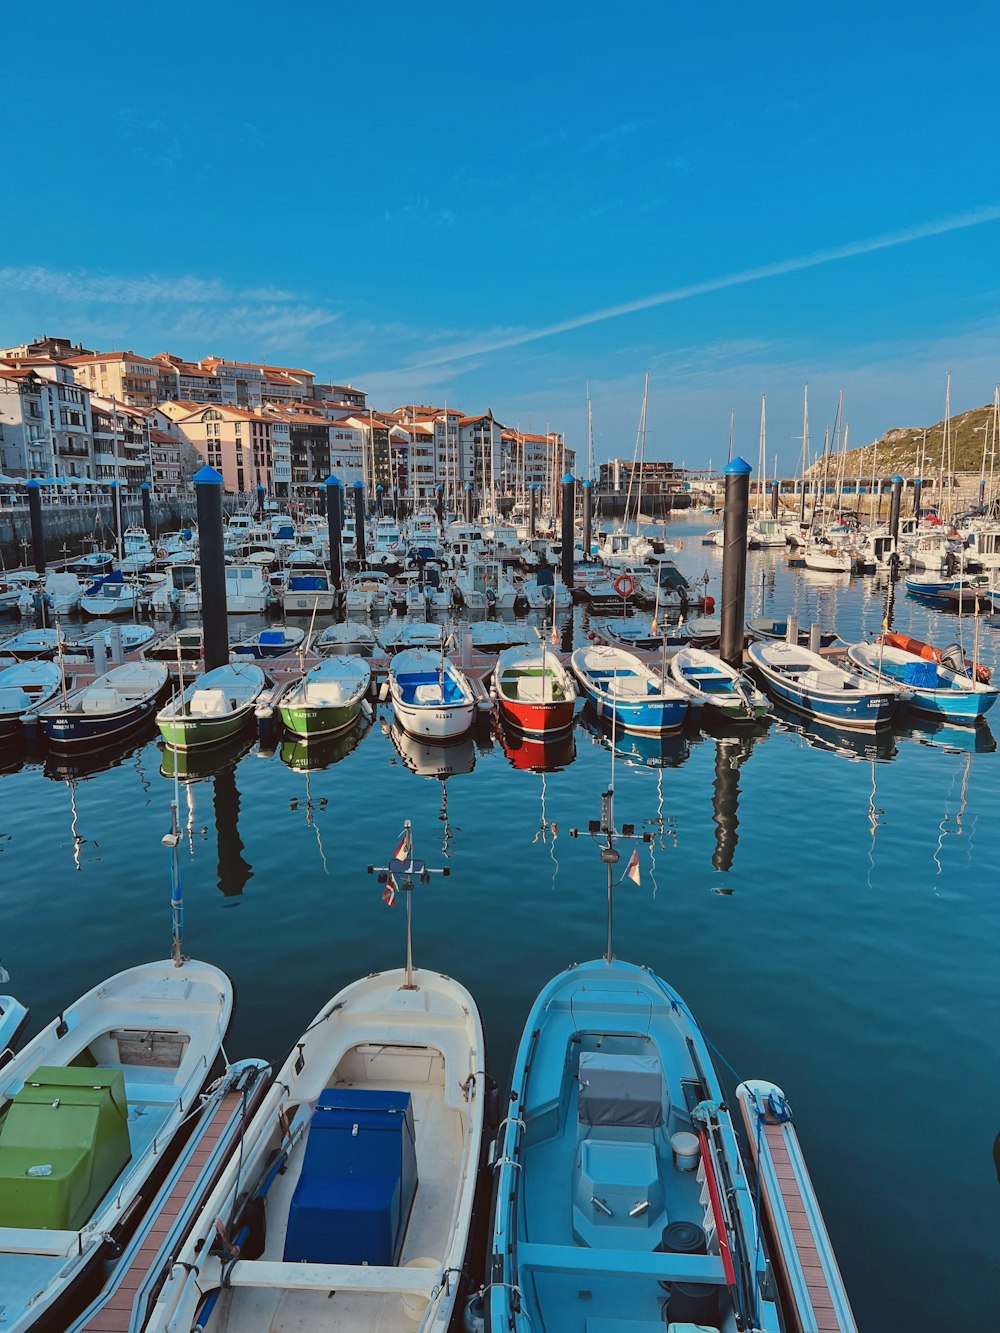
[256,484,266,519]
[529,483,538,539]
[582,479,593,559]
[353,481,366,564]
[195,466,228,671]
[108,480,122,560]
[799,477,807,526]
[888,475,903,547]
[770,480,779,519]
[26,481,46,574]
[560,473,575,591]
[435,484,444,525]
[141,482,152,535]
[720,457,751,669]
[464,483,473,523]
[326,475,343,592]
[913,476,923,520]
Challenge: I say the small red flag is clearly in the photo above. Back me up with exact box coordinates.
[383,872,398,908]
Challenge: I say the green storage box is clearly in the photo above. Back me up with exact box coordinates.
[0,1066,131,1230]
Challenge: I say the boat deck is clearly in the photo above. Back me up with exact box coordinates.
[210,1080,464,1333]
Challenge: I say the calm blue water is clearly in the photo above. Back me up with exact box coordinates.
[2,513,999,1329]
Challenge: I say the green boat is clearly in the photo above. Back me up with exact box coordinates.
[155,663,266,750]
[277,655,371,740]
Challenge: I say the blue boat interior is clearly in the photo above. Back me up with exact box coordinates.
[678,664,735,696]
[588,668,656,698]
[396,670,464,706]
[504,968,764,1332]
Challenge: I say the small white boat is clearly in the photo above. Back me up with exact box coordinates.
[669,645,769,720]
[468,621,535,653]
[0,661,63,740]
[17,572,83,617]
[282,569,337,616]
[571,644,691,733]
[230,625,306,659]
[79,578,141,618]
[345,572,394,615]
[748,640,899,730]
[61,624,157,660]
[454,558,518,611]
[379,620,455,655]
[224,565,271,614]
[0,996,28,1061]
[156,663,267,749]
[315,622,378,657]
[145,967,486,1333]
[0,628,59,661]
[0,958,233,1333]
[389,647,476,740]
[275,656,372,740]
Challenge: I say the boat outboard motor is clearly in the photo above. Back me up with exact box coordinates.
[940,643,969,676]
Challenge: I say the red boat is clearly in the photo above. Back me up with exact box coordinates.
[497,723,577,772]
[879,631,991,684]
[493,644,577,735]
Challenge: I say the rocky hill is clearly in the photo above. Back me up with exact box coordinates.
[807,402,998,478]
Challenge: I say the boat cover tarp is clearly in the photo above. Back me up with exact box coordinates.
[0,1066,130,1229]
[259,631,286,646]
[283,1087,417,1266]
[578,1052,664,1128]
[902,660,939,688]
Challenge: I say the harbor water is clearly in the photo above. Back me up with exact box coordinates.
[2,512,998,1330]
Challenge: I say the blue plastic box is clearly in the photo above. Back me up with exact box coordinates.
[283,1087,417,1266]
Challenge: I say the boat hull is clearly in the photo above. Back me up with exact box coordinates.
[749,644,897,730]
[497,696,575,735]
[157,705,256,751]
[278,698,362,740]
[41,696,160,748]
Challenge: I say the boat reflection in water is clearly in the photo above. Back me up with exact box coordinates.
[770,701,898,762]
[496,720,576,773]
[387,718,476,780]
[0,738,27,775]
[578,705,700,770]
[899,716,997,755]
[158,731,256,782]
[43,727,155,782]
[279,719,369,772]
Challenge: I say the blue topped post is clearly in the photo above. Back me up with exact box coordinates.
[912,475,923,520]
[141,481,152,536]
[256,484,266,519]
[392,484,400,520]
[108,479,122,561]
[770,480,780,520]
[435,483,444,525]
[376,483,384,518]
[26,480,46,574]
[560,473,575,592]
[529,483,538,539]
[194,466,228,671]
[325,475,343,594]
[720,457,752,668]
[353,480,366,564]
[581,479,593,559]
[464,482,473,523]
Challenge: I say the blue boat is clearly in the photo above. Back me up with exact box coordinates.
[846,640,998,725]
[748,641,900,730]
[230,625,306,659]
[489,962,780,1332]
[0,996,28,1064]
[571,644,691,733]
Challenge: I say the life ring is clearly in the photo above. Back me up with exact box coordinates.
[156,547,168,560]
[613,573,635,598]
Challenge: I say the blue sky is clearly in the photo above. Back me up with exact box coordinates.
[2,3,998,473]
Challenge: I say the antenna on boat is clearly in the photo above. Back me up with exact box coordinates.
[569,767,652,964]
[367,819,449,989]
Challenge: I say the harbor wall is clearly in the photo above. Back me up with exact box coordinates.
[0,498,198,568]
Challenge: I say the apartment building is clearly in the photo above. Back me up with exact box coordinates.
[0,361,93,478]
[66,351,161,407]
[152,354,223,403]
[164,402,279,493]
[149,428,183,494]
[500,430,576,501]
[91,396,151,488]
[198,357,315,408]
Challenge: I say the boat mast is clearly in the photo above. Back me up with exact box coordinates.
[755,393,766,521]
[623,373,647,530]
[367,820,449,989]
[799,385,809,527]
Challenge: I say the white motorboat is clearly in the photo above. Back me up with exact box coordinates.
[145,967,485,1333]
[388,647,476,740]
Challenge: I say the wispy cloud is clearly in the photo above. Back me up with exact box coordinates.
[369,203,1000,376]
[0,266,302,307]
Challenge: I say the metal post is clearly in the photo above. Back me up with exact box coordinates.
[326,475,343,592]
[582,479,593,558]
[913,476,922,520]
[353,480,366,564]
[194,465,228,671]
[770,480,779,519]
[392,485,400,519]
[799,477,807,526]
[141,482,152,536]
[256,484,266,519]
[529,483,538,539]
[316,485,326,517]
[720,457,752,669]
[108,480,122,560]
[376,484,384,517]
[560,474,575,590]
[464,482,473,522]
[888,475,903,545]
[26,480,46,574]
[435,484,444,525]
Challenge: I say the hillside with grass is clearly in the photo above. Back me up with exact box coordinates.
[808,402,999,479]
